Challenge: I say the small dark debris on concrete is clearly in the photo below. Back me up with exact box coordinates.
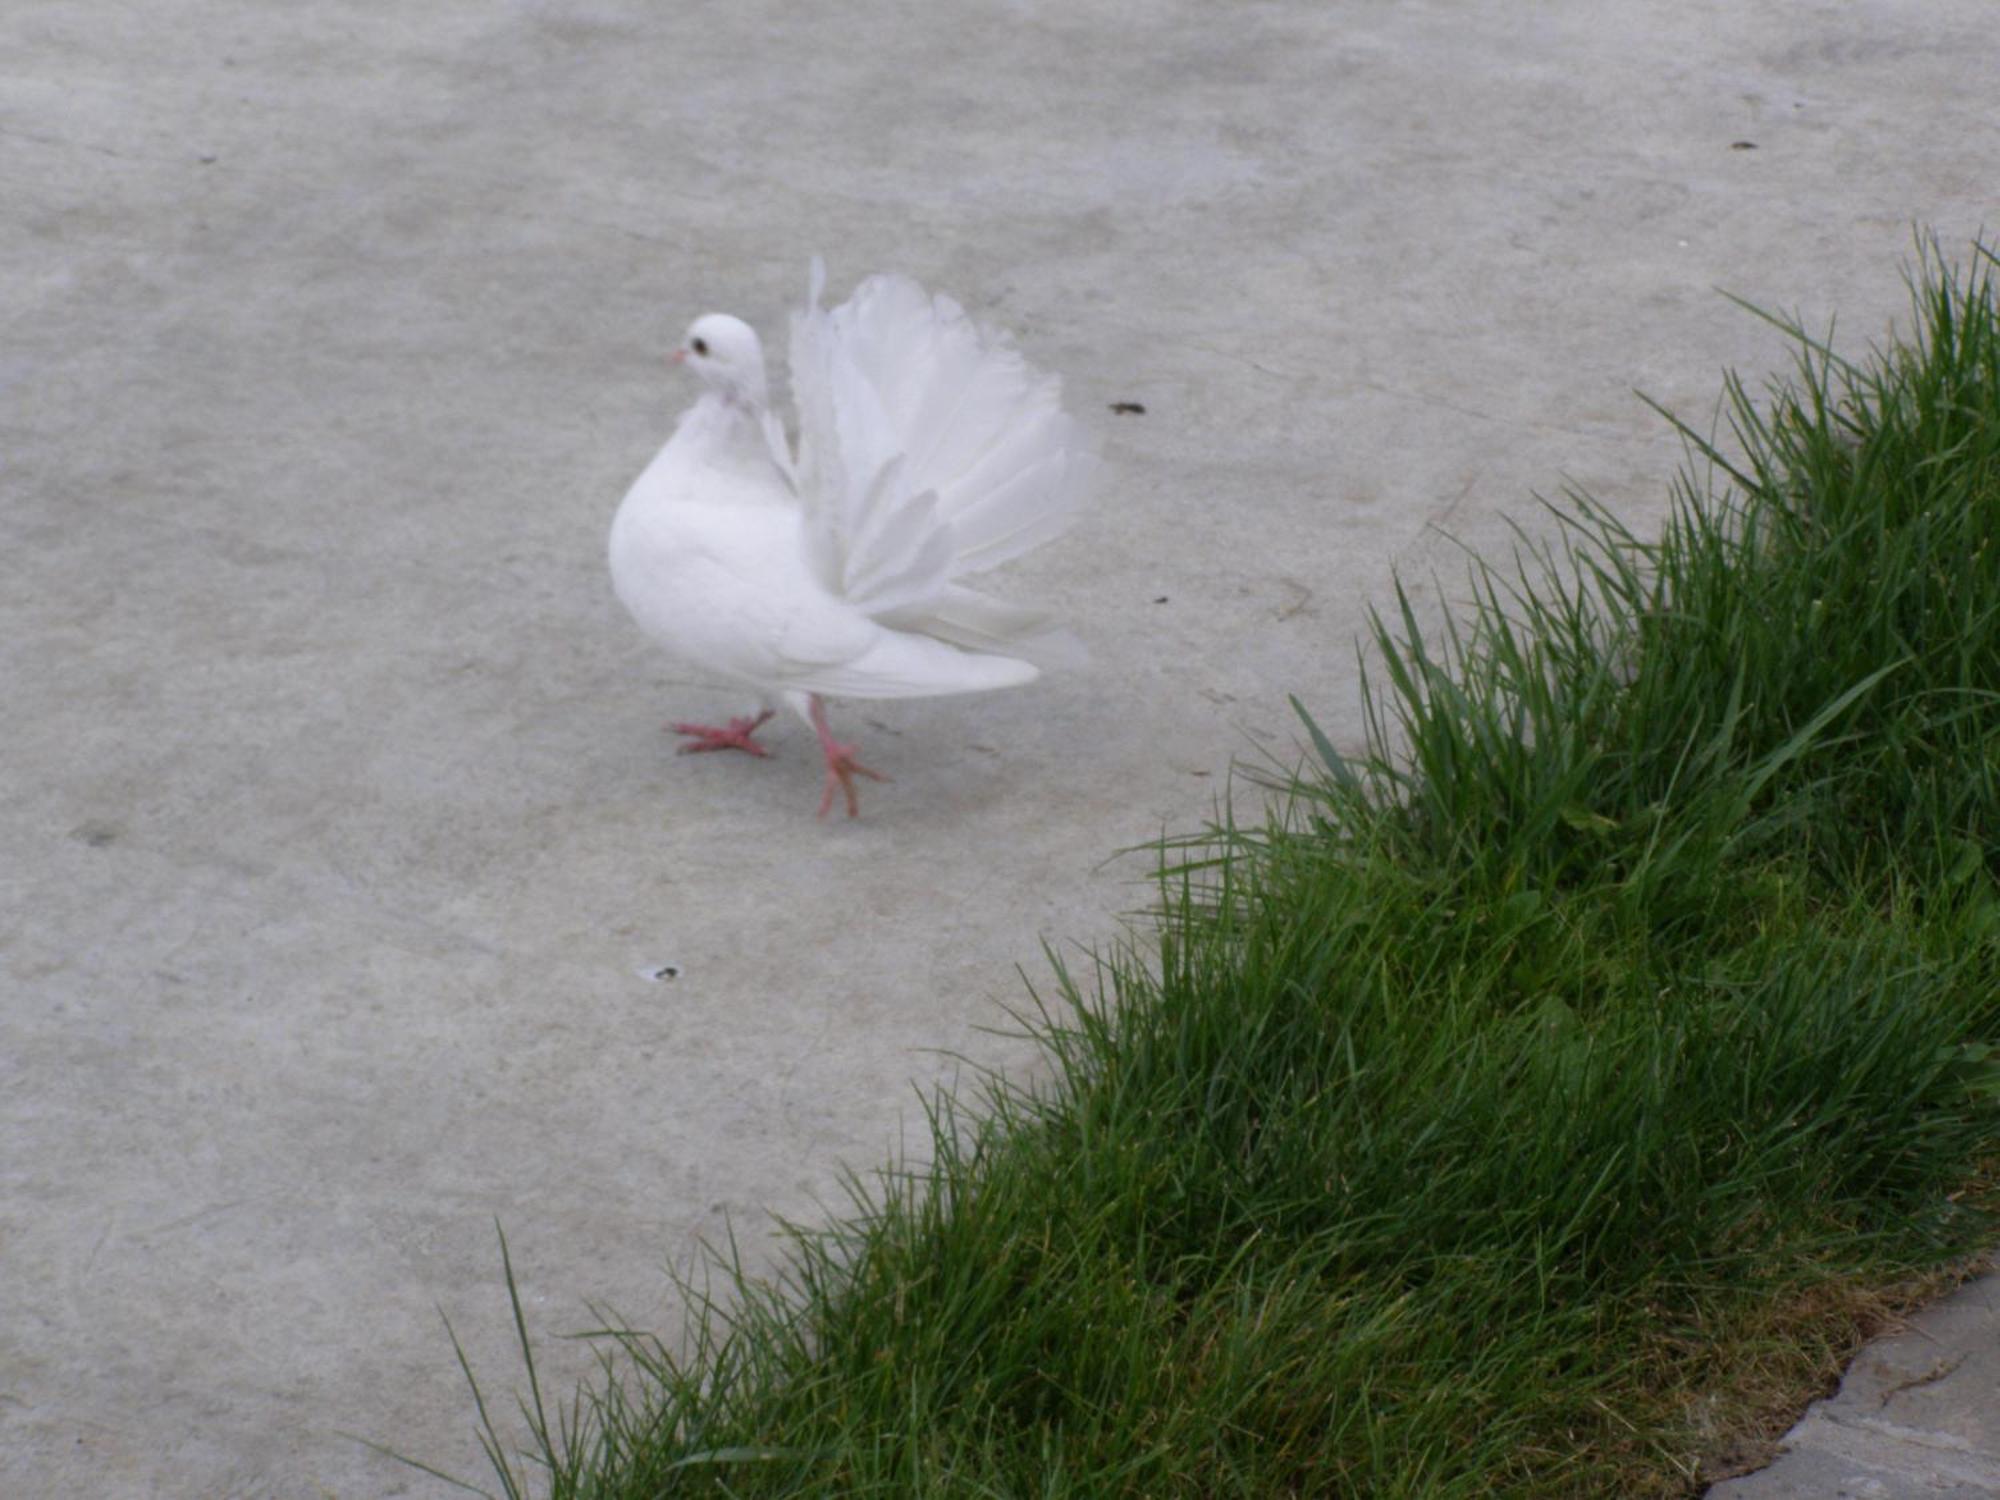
[1730,140,1758,150]
[1109,401,1146,415]
[1152,595,1169,604]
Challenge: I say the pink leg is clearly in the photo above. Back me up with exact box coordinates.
[807,695,887,818]
[668,709,775,758]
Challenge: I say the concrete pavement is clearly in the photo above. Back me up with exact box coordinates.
[4,2,1996,1494]
[1711,1272,2000,1499]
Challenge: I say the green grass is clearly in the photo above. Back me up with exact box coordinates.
[424,238,2000,1498]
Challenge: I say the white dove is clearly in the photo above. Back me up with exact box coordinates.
[608,261,1096,817]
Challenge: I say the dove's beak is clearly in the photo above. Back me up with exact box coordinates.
[667,348,688,366]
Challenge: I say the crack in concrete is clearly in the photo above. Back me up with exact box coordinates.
[0,124,173,164]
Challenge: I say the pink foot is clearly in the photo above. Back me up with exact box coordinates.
[807,695,887,819]
[668,710,774,758]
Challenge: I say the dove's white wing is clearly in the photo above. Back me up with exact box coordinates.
[874,583,1085,669]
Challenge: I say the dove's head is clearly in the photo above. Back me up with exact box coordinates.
[673,314,768,408]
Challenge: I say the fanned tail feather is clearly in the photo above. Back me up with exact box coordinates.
[791,261,957,614]
[815,268,1097,586]
[788,259,1096,656]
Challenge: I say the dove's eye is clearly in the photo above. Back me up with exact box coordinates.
[691,337,710,357]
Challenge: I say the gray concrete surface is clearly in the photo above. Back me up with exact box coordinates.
[3,2,1994,1495]
[1711,1272,2000,1499]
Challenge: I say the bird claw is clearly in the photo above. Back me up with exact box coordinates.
[669,711,774,758]
[817,742,888,819]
